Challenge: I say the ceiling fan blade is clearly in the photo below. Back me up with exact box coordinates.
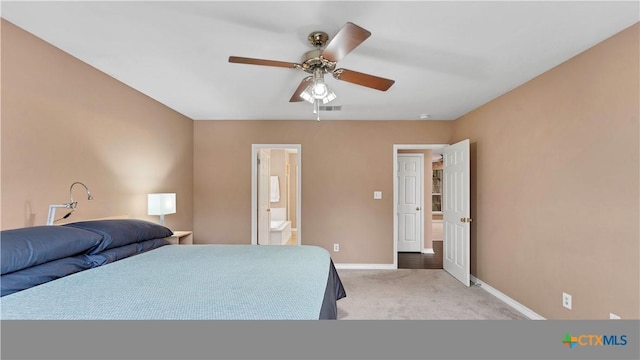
[229,56,300,69]
[321,22,371,63]
[332,68,395,91]
[289,76,313,102]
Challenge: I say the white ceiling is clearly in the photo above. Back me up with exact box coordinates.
[2,1,638,121]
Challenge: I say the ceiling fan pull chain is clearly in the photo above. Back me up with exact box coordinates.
[314,99,320,121]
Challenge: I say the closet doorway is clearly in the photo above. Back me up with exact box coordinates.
[396,151,444,270]
[251,144,301,246]
[393,141,472,287]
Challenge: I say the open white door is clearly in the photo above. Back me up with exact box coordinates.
[442,139,471,286]
[257,149,271,245]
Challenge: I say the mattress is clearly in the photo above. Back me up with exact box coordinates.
[0,244,345,320]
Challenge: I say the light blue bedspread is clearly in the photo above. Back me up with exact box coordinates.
[0,245,331,320]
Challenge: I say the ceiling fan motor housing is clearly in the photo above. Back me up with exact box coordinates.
[301,49,336,73]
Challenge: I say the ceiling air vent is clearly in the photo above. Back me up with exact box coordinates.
[319,105,342,111]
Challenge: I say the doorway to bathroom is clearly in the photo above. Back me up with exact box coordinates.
[251,144,301,246]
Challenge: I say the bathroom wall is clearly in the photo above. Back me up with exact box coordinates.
[269,150,287,210]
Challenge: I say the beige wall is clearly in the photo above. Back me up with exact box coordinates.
[1,20,194,231]
[3,16,638,320]
[453,23,639,319]
[193,120,453,264]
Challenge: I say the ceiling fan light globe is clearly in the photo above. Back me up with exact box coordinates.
[311,82,328,99]
[322,91,337,104]
[300,85,315,103]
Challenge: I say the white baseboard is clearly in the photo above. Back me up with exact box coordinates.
[422,248,435,254]
[335,263,396,270]
[470,275,546,320]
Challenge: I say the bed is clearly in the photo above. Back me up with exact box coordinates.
[0,219,346,320]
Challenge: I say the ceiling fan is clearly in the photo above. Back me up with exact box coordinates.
[228,22,395,119]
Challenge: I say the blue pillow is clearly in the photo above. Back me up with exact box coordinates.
[84,238,170,267]
[1,255,92,296]
[63,219,173,254]
[0,226,103,275]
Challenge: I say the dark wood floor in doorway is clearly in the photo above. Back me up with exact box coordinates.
[398,241,443,269]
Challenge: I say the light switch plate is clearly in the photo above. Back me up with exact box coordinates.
[373,191,382,199]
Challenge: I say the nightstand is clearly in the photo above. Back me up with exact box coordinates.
[168,231,193,245]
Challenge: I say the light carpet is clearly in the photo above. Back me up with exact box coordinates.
[336,269,528,320]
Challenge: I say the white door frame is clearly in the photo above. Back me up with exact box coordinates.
[397,153,424,252]
[393,144,448,268]
[251,144,302,245]
[257,149,271,245]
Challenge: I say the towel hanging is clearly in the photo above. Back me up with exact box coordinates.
[270,176,280,202]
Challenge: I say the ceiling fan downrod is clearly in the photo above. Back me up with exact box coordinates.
[308,31,329,48]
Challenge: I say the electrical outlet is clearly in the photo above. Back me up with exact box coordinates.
[563,292,572,310]
[333,244,339,252]
[610,313,621,319]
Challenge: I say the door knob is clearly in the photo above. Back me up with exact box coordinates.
[416,207,420,211]
[266,208,271,212]
[460,217,473,223]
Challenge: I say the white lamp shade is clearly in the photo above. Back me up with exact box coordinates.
[147,193,176,216]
